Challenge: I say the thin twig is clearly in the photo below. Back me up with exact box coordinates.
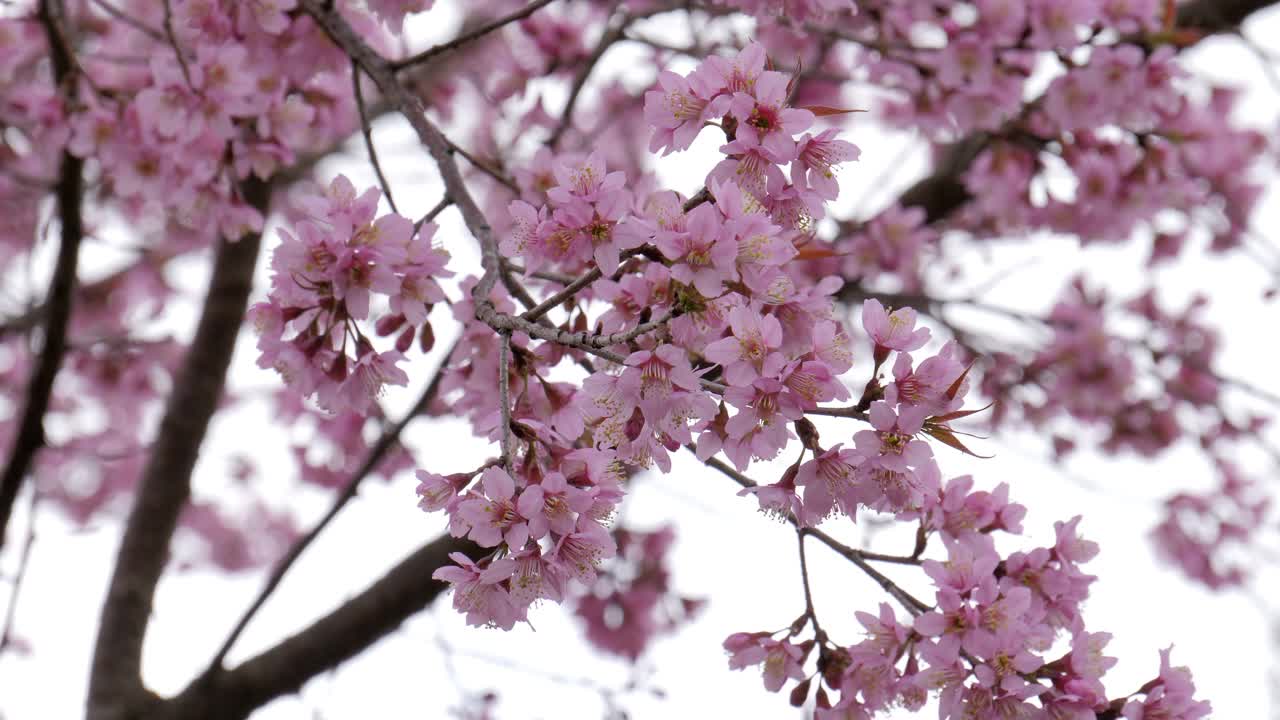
[697,450,930,617]
[547,14,631,149]
[415,195,452,231]
[805,405,870,422]
[0,0,85,552]
[498,331,515,470]
[90,0,165,41]
[161,0,194,87]
[351,60,399,214]
[446,138,517,192]
[206,341,459,673]
[519,246,657,321]
[0,488,38,655]
[803,527,930,614]
[390,0,561,71]
[795,529,822,637]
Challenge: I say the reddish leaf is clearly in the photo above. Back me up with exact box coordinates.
[800,105,868,117]
[793,245,848,261]
[925,425,994,459]
[944,359,978,401]
[931,401,995,423]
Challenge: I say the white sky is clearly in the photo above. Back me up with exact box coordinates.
[3,4,1280,719]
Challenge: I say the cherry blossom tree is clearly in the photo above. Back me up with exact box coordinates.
[0,1,1276,718]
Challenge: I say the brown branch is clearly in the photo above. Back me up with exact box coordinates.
[86,178,270,720]
[697,451,930,617]
[205,341,459,673]
[163,532,480,720]
[498,331,515,469]
[1175,0,1280,31]
[546,14,630,149]
[0,0,85,552]
[352,60,399,214]
[389,0,561,71]
[838,0,1279,238]
[0,489,38,656]
[415,194,453,231]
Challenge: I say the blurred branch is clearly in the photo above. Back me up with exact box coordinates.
[389,0,561,71]
[165,532,480,720]
[0,0,85,552]
[87,178,270,720]
[0,489,38,656]
[206,341,460,673]
[835,0,1280,244]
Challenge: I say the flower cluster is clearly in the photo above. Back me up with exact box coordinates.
[724,304,1212,718]
[252,175,452,415]
[424,461,620,630]
[0,2,1265,713]
[573,526,703,660]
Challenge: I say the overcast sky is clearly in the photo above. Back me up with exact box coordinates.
[3,5,1280,719]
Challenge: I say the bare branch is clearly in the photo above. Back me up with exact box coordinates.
[352,60,399,214]
[87,178,270,720]
[164,533,480,720]
[547,15,630,149]
[205,341,459,673]
[0,0,86,551]
[389,0,561,72]
[498,331,515,469]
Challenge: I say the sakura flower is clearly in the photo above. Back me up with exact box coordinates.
[432,553,521,630]
[328,345,409,415]
[415,469,471,513]
[703,42,768,95]
[791,128,860,201]
[1122,647,1211,720]
[727,70,813,161]
[656,202,738,297]
[548,519,616,584]
[738,467,804,522]
[796,444,863,525]
[862,299,931,360]
[723,632,807,693]
[704,305,786,386]
[456,467,531,549]
[645,68,731,155]
[516,472,592,539]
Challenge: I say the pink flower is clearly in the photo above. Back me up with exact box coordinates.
[861,299,931,356]
[456,467,531,549]
[703,42,768,96]
[644,68,731,155]
[415,469,470,513]
[516,472,592,539]
[796,444,862,525]
[704,305,786,386]
[727,70,813,161]
[328,346,409,415]
[1122,647,1211,720]
[548,519,616,584]
[432,553,521,630]
[656,203,738,297]
[723,632,807,693]
[791,129,860,201]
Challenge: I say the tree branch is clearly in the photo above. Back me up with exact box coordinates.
[352,60,399,214]
[842,0,1280,233]
[164,532,480,720]
[205,341,459,673]
[389,0,561,72]
[87,178,271,720]
[0,0,86,552]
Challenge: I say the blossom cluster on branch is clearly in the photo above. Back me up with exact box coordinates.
[0,0,1275,718]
